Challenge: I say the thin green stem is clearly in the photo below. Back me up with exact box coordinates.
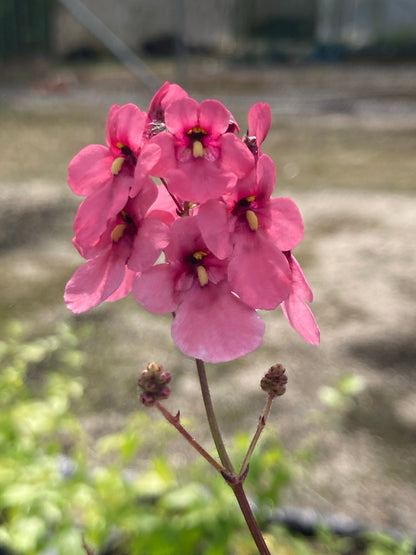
[239,394,274,476]
[195,358,235,474]
[195,358,271,555]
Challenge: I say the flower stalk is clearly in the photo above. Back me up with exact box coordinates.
[195,358,271,555]
[155,401,225,474]
[195,358,235,474]
[239,394,274,477]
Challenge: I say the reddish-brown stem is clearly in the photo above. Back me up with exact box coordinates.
[160,177,184,214]
[231,482,271,555]
[82,535,95,555]
[155,401,225,474]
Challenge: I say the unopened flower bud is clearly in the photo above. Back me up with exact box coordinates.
[140,392,156,407]
[138,362,172,406]
[260,363,288,397]
[243,134,258,158]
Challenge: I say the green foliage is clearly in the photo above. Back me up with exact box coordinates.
[0,323,413,554]
[318,373,366,412]
[362,531,414,555]
[0,322,289,554]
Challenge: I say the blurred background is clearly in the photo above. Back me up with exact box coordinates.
[1,0,416,552]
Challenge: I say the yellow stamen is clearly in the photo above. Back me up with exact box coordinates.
[111,223,127,242]
[193,140,204,158]
[246,209,258,231]
[197,265,209,287]
[116,142,125,149]
[245,195,256,202]
[192,250,208,261]
[111,156,125,175]
[187,126,207,135]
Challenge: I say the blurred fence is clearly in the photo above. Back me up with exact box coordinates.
[0,0,50,60]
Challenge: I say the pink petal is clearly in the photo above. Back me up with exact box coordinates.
[197,200,232,259]
[147,81,188,123]
[267,197,304,251]
[228,230,291,310]
[105,268,137,303]
[148,133,176,176]
[73,179,130,247]
[248,102,271,145]
[165,166,234,204]
[68,144,113,196]
[172,281,265,363]
[198,99,230,135]
[106,104,146,153]
[220,133,255,178]
[256,154,276,200]
[137,141,161,173]
[127,174,158,218]
[165,97,199,135]
[164,216,203,263]
[281,295,320,345]
[229,167,257,201]
[288,254,314,302]
[146,184,179,225]
[132,265,178,313]
[64,249,125,313]
[128,218,169,272]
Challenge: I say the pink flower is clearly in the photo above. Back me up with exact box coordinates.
[68,103,160,247]
[198,154,304,309]
[281,252,320,345]
[65,182,169,313]
[149,97,254,203]
[132,217,265,362]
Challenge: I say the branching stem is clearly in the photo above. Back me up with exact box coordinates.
[195,358,271,555]
[155,401,225,474]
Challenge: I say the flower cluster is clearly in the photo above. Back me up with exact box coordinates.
[65,82,319,363]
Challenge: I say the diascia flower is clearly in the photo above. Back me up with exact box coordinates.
[198,154,304,310]
[65,87,320,361]
[132,217,265,363]
[68,103,160,247]
[148,96,254,203]
[65,180,169,313]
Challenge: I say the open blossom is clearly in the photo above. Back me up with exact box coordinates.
[132,217,265,363]
[148,96,254,203]
[68,103,160,247]
[198,154,304,309]
[65,181,169,313]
